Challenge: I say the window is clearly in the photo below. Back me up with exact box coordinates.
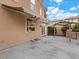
[30,0,36,11]
[40,8,42,16]
[14,0,19,2]
[31,0,35,4]
[27,19,35,32]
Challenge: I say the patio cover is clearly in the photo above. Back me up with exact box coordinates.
[1,4,40,21]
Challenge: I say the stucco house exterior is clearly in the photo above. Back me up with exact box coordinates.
[48,20,64,36]
[64,16,79,23]
[48,16,79,37]
[0,0,48,50]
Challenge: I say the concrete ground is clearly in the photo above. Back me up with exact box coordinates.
[0,36,79,59]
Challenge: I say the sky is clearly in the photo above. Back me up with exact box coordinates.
[43,0,79,20]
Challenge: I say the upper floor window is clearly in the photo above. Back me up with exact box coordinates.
[40,8,42,16]
[30,0,36,11]
[31,0,35,4]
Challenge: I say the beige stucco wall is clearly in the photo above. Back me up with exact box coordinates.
[0,0,47,50]
[0,0,45,17]
[18,0,45,17]
[0,6,41,49]
[0,0,20,7]
[36,0,45,17]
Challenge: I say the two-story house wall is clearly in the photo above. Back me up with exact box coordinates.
[36,0,48,36]
[0,0,47,50]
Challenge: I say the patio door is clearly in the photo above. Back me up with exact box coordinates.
[41,26,45,35]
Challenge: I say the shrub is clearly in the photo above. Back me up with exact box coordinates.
[61,25,69,36]
[48,26,57,35]
[72,23,79,32]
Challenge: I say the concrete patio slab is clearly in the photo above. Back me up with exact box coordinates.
[0,36,79,59]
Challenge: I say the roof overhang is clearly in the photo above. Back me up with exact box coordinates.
[2,4,24,12]
[1,3,48,23]
[1,4,40,21]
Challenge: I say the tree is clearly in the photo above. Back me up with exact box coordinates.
[61,25,69,36]
[72,23,79,32]
[48,26,57,35]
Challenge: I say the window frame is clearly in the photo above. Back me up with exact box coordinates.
[27,19,35,32]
